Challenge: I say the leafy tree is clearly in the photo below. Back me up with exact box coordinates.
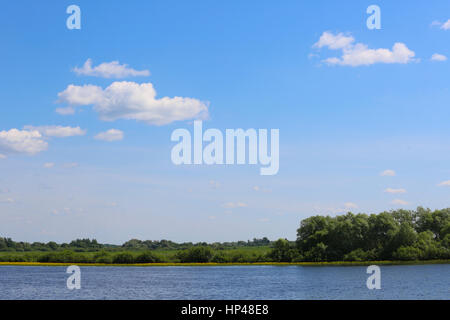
[269,239,295,262]
[112,252,135,264]
[176,247,213,263]
[135,251,161,263]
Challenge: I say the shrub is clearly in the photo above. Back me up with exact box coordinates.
[176,246,213,263]
[112,252,135,264]
[343,248,368,261]
[135,251,161,263]
[393,246,422,260]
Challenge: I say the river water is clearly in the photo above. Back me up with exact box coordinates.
[0,264,448,299]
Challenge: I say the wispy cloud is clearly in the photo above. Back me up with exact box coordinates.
[24,125,86,138]
[222,202,248,209]
[344,202,359,209]
[438,180,450,187]
[384,188,407,194]
[432,19,450,30]
[73,59,150,78]
[431,53,447,61]
[391,199,409,205]
[94,129,124,142]
[380,169,396,177]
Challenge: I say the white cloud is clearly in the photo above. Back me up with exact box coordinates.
[222,202,248,209]
[441,19,450,30]
[0,129,48,155]
[391,199,409,205]
[313,32,355,50]
[381,169,396,177]
[94,129,124,142]
[384,188,407,194]
[55,107,75,115]
[344,202,359,209]
[314,31,416,66]
[73,59,150,78]
[57,82,209,125]
[24,125,86,138]
[0,154,6,159]
[431,53,447,61]
[438,180,450,187]
[43,162,55,168]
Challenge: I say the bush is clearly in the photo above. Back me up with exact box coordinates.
[94,251,113,264]
[177,246,213,263]
[135,251,161,263]
[112,252,135,264]
[210,252,229,263]
[343,248,368,261]
[393,246,422,260]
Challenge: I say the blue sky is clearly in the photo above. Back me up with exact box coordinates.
[1,0,450,243]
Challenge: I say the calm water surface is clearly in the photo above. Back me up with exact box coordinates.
[0,264,448,299]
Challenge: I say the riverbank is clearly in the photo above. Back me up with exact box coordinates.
[1,259,449,267]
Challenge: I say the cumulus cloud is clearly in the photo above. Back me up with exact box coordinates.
[73,59,150,78]
[313,32,355,50]
[431,53,447,61]
[384,188,407,194]
[94,129,124,142]
[313,31,416,66]
[381,169,396,177]
[24,125,86,138]
[391,199,409,205]
[0,129,48,155]
[57,82,209,125]
[438,180,450,187]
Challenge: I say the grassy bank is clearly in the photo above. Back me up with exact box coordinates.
[1,260,449,267]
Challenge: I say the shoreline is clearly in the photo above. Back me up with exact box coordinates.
[1,260,448,267]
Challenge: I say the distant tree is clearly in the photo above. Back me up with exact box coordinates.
[112,252,135,264]
[176,247,213,263]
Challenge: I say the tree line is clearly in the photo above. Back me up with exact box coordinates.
[0,237,271,252]
[0,207,448,263]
